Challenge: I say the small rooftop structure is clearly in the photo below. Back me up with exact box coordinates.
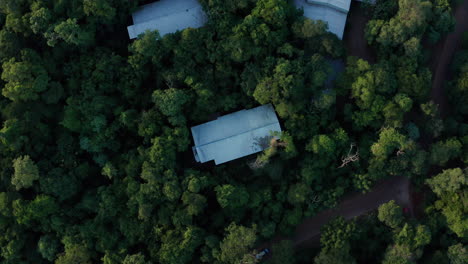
[293,0,352,39]
[127,0,207,39]
[191,104,282,165]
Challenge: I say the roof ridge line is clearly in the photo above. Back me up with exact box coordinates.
[131,5,204,27]
[193,121,280,149]
[306,0,350,14]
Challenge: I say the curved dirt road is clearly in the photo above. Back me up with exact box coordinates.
[343,1,376,63]
[259,176,411,250]
[293,176,410,248]
[258,1,468,254]
[430,0,468,116]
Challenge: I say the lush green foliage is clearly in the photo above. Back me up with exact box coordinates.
[378,200,404,228]
[0,0,465,263]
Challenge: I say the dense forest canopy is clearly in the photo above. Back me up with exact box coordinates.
[0,0,466,263]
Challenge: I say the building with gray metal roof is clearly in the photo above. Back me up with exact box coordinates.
[127,0,207,39]
[191,104,282,165]
[293,0,352,39]
[306,0,352,13]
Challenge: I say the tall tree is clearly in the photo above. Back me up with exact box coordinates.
[11,155,39,190]
[378,200,404,228]
[218,223,257,264]
[1,50,49,101]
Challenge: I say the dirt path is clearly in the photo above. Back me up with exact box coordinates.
[343,2,376,63]
[293,176,411,248]
[430,0,468,116]
[258,1,468,255]
[259,176,411,251]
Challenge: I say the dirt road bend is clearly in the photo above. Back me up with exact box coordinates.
[343,2,376,63]
[293,176,411,248]
[430,0,468,116]
[259,176,411,250]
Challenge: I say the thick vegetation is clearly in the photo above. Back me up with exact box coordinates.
[0,0,465,263]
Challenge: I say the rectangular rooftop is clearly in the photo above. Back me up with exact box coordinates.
[127,0,207,39]
[293,0,350,39]
[191,104,282,165]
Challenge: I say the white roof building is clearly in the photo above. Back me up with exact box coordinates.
[293,0,352,39]
[191,104,282,165]
[127,0,207,39]
[306,0,352,12]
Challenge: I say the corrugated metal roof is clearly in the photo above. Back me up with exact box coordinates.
[294,0,349,39]
[191,104,282,165]
[127,0,207,39]
[306,0,351,13]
